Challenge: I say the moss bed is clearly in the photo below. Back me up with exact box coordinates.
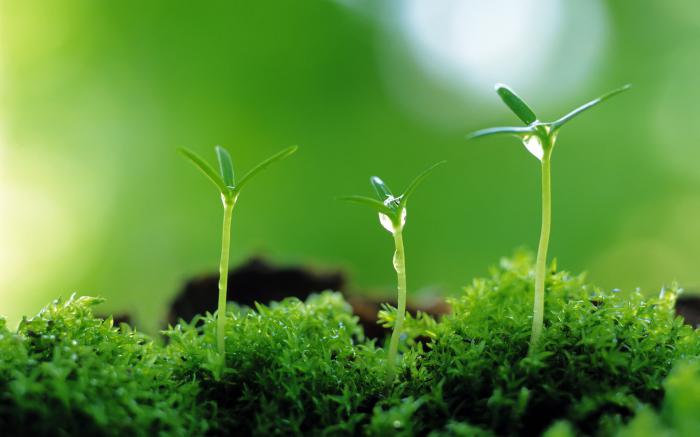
[1,253,699,436]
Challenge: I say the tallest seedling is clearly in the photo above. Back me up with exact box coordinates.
[180,145,297,356]
[468,83,630,352]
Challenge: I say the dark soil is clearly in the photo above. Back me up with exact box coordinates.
[675,294,700,328]
[167,257,450,339]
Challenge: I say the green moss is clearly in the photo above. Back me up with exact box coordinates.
[1,255,699,435]
[614,360,700,436]
[396,252,700,435]
[0,295,207,436]
[164,292,386,435]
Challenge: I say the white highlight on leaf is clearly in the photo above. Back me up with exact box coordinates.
[378,208,407,233]
[523,135,545,161]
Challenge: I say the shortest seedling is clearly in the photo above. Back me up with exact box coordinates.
[340,161,445,384]
[180,145,298,358]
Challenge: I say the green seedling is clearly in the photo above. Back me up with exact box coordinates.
[180,145,298,357]
[468,83,630,352]
[340,161,445,384]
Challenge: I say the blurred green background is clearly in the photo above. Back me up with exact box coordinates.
[1,0,699,331]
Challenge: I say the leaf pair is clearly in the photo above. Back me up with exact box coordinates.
[180,145,298,201]
[340,161,445,226]
[467,83,631,155]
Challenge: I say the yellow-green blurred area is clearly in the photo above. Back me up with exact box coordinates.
[1,0,700,331]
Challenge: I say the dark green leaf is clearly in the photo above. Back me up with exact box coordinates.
[179,147,229,194]
[215,145,235,188]
[495,84,538,125]
[466,126,534,140]
[399,161,446,208]
[337,195,393,216]
[552,84,631,128]
[234,145,298,192]
[370,176,393,200]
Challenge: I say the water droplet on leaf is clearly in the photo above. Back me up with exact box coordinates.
[523,135,545,161]
[378,209,407,233]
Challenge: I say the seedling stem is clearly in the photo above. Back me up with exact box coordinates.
[180,145,297,359]
[340,161,444,384]
[468,83,630,353]
[532,148,552,349]
[386,225,407,384]
[217,196,236,355]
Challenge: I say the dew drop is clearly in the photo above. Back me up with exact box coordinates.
[523,135,545,161]
[379,213,394,233]
[378,209,407,233]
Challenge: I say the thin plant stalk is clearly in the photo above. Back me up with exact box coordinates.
[179,144,297,362]
[216,196,236,355]
[339,161,444,385]
[386,226,407,384]
[468,83,630,352]
[531,149,551,351]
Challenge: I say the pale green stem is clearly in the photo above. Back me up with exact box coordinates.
[217,196,235,357]
[386,227,407,385]
[530,151,552,353]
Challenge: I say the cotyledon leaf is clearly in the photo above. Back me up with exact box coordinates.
[234,145,298,192]
[552,84,631,129]
[466,126,534,140]
[179,147,229,194]
[338,195,394,216]
[495,84,538,125]
[215,145,235,188]
[370,176,394,201]
[399,161,446,208]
